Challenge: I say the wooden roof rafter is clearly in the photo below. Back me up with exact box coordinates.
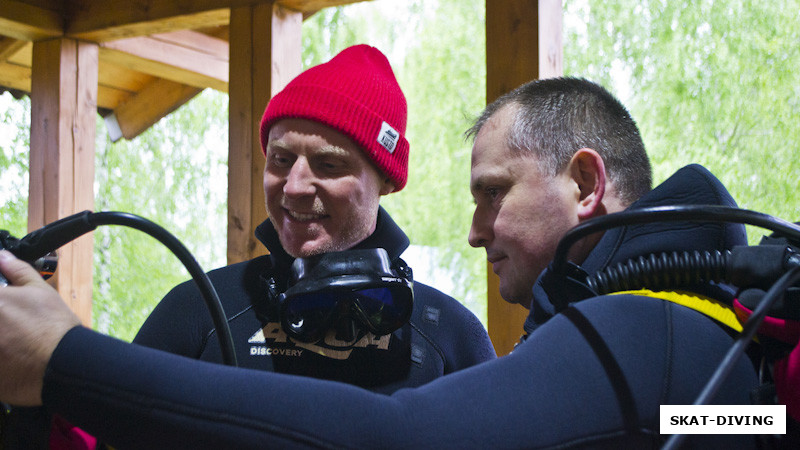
[0,0,366,140]
[1,0,361,42]
[0,0,64,42]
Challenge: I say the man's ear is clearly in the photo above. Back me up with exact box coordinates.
[379,178,396,196]
[568,148,607,220]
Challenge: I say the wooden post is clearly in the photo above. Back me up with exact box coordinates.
[227,3,302,264]
[29,38,98,326]
[485,0,562,355]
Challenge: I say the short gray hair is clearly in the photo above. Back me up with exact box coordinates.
[466,77,652,205]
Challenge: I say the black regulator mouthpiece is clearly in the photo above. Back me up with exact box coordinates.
[0,230,58,286]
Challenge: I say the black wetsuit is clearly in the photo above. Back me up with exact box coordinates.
[133,207,496,393]
[41,165,760,448]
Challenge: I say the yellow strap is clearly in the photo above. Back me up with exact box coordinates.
[610,289,743,333]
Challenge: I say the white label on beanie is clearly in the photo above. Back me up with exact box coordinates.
[377,121,399,154]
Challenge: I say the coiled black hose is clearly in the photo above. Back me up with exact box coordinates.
[549,205,800,313]
[587,250,731,294]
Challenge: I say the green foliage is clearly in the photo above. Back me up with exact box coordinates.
[302,7,363,67]
[0,91,226,341]
[564,0,800,241]
[93,89,228,340]
[0,93,30,237]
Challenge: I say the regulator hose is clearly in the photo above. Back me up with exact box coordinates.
[587,250,731,294]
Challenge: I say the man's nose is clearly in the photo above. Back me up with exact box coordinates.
[468,208,491,248]
[283,159,316,197]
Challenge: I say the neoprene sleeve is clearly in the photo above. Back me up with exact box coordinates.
[43,294,757,449]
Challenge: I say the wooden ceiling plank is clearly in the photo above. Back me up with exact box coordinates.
[0,61,31,91]
[113,78,201,140]
[65,0,283,42]
[65,0,372,42]
[0,37,28,62]
[0,60,134,110]
[5,40,32,66]
[67,8,231,42]
[100,32,228,67]
[97,84,131,110]
[197,25,230,41]
[98,60,153,93]
[99,35,228,92]
[0,0,63,41]
[150,30,230,56]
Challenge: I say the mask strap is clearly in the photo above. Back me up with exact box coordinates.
[393,257,413,281]
[259,273,287,320]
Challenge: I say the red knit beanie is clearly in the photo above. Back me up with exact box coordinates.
[260,44,409,192]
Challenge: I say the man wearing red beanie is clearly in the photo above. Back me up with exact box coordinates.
[3,44,494,448]
[130,44,495,392]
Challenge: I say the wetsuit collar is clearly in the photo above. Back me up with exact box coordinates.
[525,164,747,335]
[254,206,410,272]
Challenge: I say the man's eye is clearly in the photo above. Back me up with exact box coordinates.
[486,187,500,200]
[269,153,292,167]
[317,158,345,172]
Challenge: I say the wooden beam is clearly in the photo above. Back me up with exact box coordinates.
[151,29,230,55]
[2,38,31,64]
[484,0,563,356]
[97,59,152,93]
[268,5,303,94]
[65,0,263,42]
[67,7,229,42]
[96,84,132,110]
[62,0,371,42]
[0,60,30,91]
[0,0,63,41]
[29,38,98,327]
[112,78,201,140]
[227,3,301,264]
[0,37,28,62]
[0,39,33,92]
[0,60,139,110]
[486,0,562,102]
[99,30,229,91]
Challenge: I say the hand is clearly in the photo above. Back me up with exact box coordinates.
[0,250,81,406]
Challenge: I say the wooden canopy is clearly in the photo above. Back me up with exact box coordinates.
[0,0,562,355]
[1,0,368,140]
